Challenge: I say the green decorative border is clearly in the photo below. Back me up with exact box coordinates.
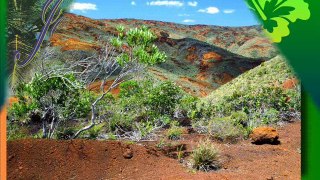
[1,0,320,179]
[0,0,6,108]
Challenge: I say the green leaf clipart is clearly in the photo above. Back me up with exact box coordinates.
[247,0,310,43]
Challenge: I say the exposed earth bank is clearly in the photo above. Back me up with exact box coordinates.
[8,121,300,180]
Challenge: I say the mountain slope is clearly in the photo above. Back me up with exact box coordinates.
[204,55,300,117]
[50,13,276,96]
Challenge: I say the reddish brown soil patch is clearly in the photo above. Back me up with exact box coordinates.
[282,78,299,90]
[186,54,198,63]
[202,52,222,61]
[180,77,212,90]
[214,73,234,85]
[51,35,99,51]
[199,52,222,70]
[87,80,120,95]
[196,71,210,81]
[8,122,300,179]
[149,68,168,80]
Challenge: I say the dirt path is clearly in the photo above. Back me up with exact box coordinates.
[8,122,300,180]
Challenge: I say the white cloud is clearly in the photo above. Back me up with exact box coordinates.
[183,19,195,23]
[223,9,235,14]
[131,1,136,6]
[178,14,190,17]
[70,3,97,12]
[188,1,198,7]
[198,7,220,14]
[147,1,184,7]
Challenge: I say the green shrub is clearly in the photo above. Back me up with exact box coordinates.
[119,80,142,98]
[208,117,245,143]
[203,57,301,126]
[107,133,117,140]
[8,83,38,122]
[56,127,77,140]
[178,95,199,118]
[7,123,29,141]
[84,123,105,139]
[230,111,248,127]
[146,81,182,115]
[191,139,220,171]
[167,126,184,140]
[9,73,93,122]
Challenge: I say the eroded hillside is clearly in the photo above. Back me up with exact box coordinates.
[51,13,277,96]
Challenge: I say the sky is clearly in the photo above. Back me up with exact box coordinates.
[69,0,259,27]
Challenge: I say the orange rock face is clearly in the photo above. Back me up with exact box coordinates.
[282,78,299,90]
[250,127,280,145]
[202,52,222,61]
[50,35,100,51]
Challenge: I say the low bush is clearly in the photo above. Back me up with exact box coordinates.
[208,117,245,143]
[7,123,29,141]
[199,56,300,130]
[166,126,184,140]
[191,139,220,171]
[83,123,106,139]
[56,127,77,140]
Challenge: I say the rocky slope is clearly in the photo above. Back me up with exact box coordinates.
[51,13,277,96]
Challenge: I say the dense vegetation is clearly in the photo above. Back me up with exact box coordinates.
[8,54,300,142]
[191,56,300,141]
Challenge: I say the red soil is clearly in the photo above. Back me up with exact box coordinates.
[214,73,234,85]
[202,52,222,61]
[87,80,120,95]
[180,77,212,90]
[149,68,169,81]
[196,72,210,81]
[50,34,100,51]
[186,54,198,63]
[8,121,301,179]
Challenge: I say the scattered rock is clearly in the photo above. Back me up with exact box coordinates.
[250,127,280,145]
[123,148,133,159]
[282,78,298,90]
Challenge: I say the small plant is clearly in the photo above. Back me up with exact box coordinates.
[156,138,166,148]
[167,126,183,140]
[230,111,248,127]
[124,141,136,145]
[177,145,184,162]
[107,133,117,140]
[208,117,245,143]
[56,127,77,140]
[191,139,220,171]
[85,123,105,139]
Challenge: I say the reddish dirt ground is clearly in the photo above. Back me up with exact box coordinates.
[87,80,120,95]
[8,121,300,180]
